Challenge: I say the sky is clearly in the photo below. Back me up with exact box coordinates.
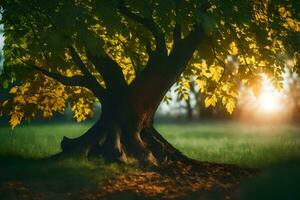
[0,14,3,50]
[0,34,3,49]
[0,12,3,70]
[0,29,3,72]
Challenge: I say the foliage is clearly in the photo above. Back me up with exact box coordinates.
[0,0,299,127]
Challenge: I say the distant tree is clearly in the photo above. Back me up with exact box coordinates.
[285,68,300,120]
[181,57,241,120]
[178,81,215,120]
[184,97,193,120]
[0,0,299,165]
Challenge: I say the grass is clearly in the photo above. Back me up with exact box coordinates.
[158,122,300,167]
[0,121,300,167]
[0,121,300,199]
[0,122,136,200]
[0,123,90,159]
[0,157,136,200]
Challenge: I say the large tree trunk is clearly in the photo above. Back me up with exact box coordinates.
[59,24,205,166]
[60,89,187,166]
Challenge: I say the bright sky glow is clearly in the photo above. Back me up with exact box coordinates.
[0,23,3,50]
[0,35,3,50]
[237,73,290,122]
[0,24,3,72]
[257,87,282,113]
[256,75,284,114]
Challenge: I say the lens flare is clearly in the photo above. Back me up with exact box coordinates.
[256,75,284,114]
[258,91,281,113]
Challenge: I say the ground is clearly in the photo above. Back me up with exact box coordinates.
[0,121,300,199]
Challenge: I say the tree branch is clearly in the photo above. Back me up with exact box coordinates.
[23,15,49,61]
[173,22,182,47]
[228,25,254,74]
[129,25,206,114]
[25,62,86,87]
[68,46,93,77]
[117,0,167,55]
[118,39,143,76]
[169,25,206,70]
[22,61,106,101]
[6,4,106,101]
[67,46,109,98]
[86,51,128,90]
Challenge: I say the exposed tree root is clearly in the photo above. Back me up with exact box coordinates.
[55,118,194,167]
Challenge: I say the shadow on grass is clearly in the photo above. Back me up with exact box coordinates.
[0,156,133,200]
[1,156,300,200]
[240,159,300,200]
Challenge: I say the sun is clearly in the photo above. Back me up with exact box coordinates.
[258,91,281,113]
[257,76,283,113]
[238,73,290,122]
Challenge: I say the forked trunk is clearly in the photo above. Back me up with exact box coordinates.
[60,26,205,165]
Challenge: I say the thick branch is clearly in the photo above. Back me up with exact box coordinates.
[68,46,109,99]
[173,22,182,47]
[169,25,205,68]
[86,51,127,90]
[117,0,167,55]
[25,62,106,100]
[129,25,206,115]
[68,46,94,77]
[7,5,106,101]
[27,62,86,87]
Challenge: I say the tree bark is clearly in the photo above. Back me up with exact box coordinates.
[59,24,206,166]
[60,87,187,166]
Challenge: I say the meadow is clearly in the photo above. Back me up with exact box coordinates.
[0,121,300,199]
[0,121,300,167]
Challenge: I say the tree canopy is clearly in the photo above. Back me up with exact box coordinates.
[0,0,299,128]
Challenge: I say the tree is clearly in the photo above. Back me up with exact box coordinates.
[0,0,299,165]
[181,57,241,120]
[284,67,300,121]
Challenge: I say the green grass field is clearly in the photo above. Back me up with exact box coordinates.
[1,121,300,199]
[0,121,300,167]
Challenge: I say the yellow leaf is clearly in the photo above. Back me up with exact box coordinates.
[222,83,229,92]
[55,87,64,96]
[225,98,235,114]
[28,96,38,104]
[249,43,257,49]
[204,95,217,108]
[278,7,285,14]
[9,87,18,94]
[228,42,238,56]
[13,96,26,105]
[84,108,92,115]
[74,89,81,94]
[201,60,208,68]
[74,112,86,122]
[43,108,53,118]
[2,100,9,107]
[66,69,73,77]
[209,65,223,82]
[42,97,49,104]
[200,60,211,78]
[196,79,206,93]
[9,112,23,129]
